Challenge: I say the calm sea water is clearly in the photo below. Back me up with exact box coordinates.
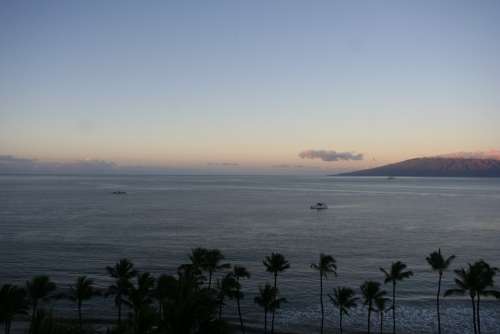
[1,175,500,333]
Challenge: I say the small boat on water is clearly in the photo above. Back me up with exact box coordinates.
[310,202,328,210]
[112,191,127,195]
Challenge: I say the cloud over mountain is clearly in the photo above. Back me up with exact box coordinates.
[298,150,364,162]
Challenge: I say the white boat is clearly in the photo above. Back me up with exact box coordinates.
[310,202,328,210]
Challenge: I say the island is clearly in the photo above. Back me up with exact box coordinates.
[338,157,500,177]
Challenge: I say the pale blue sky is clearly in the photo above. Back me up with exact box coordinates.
[1,1,499,173]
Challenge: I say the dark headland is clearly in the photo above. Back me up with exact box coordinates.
[337,157,500,177]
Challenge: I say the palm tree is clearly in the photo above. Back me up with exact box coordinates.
[233,265,250,333]
[105,258,137,326]
[189,248,209,270]
[445,264,478,334]
[473,260,500,334]
[374,296,391,334]
[25,276,57,330]
[311,254,337,334]
[361,281,386,334]
[254,284,276,334]
[263,253,290,334]
[125,272,156,334]
[0,284,28,334]
[426,249,455,334]
[155,274,178,322]
[380,261,413,334]
[446,260,499,334]
[328,287,358,334]
[268,292,287,328]
[128,273,155,315]
[216,273,239,320]
[163,266,221,334]
[205,249,230,289]
[65,276,98,331]
[178,263,205,288]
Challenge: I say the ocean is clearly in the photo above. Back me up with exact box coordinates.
[1,175,500,333]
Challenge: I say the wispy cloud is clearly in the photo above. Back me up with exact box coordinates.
[298,150,364,162]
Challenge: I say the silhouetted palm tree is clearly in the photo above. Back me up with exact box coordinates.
[216,273,239,321]
[125,272,156,334]
[0,284,28,334]
[374,296,391,334]
[361,281,386,334]
[426,249,455,334]
[155,274,178,322]
[105,258,137,326]
[232,265,250,333]
[263,253,290,334]
[190,248,209,271]
[328,287,358,334]
[164,266,220,334]
[190,248,230,289]
[380,261,413,334]
[445,264,478,334]
[473,261,499,334]
[26,276,57,330]
[311,253,337,334]
[446,260,499,334]
[254,284,276,334]
[177,263,205,292]
[65,276,98,331]
[189,247,207,262]
[268,292,287,330]
[205,249,230,289]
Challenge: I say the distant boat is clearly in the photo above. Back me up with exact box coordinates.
[310,202,328,210]
[387,176,396,180]
[112,191,127,195]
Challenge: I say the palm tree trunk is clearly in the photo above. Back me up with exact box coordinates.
[5,320,10,334]
[339,309,343,334]
[476,294,481,334]
[237,294,245,333]
[380,312,383,334]
[392,282,396,334]
[134,307,141,334]
[271,273,277,334]
[271,308,275,334]
[471,295,477,334]
[320,273,324,334]
[368,303,372,334]
[118,298,122,326]
[78,301,83,331]
[264,308,268,334]
[436,273,441,334]
[219,298,223,320]
[31,301,38,333]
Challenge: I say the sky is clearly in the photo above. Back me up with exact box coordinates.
[1,0,499,174]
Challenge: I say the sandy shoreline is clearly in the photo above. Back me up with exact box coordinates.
[11,317,371,334]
